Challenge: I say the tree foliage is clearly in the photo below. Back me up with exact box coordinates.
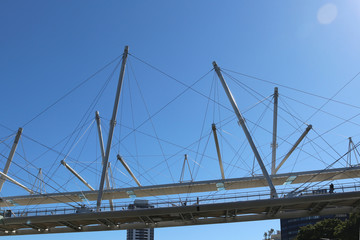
[334,213,360,240]
[295,214,360,240]
[263,228,275,240]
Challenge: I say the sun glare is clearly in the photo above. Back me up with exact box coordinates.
[317,3,338,24]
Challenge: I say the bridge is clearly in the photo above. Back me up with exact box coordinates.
[1,46,360,236]
[1,183,360,236]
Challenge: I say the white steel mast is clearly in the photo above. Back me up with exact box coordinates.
[96,46,129,211]
[213,61,278,198]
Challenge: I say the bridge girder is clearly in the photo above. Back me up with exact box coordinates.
[1,191,360,236]
[1,166,359,207]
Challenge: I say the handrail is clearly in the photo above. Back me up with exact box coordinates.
[3,182,359,218]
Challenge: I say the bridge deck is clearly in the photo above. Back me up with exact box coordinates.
[1,166,359,207]
[1,190,360,236]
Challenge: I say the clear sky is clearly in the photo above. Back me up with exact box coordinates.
[1,1,360,239]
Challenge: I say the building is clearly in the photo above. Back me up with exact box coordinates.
[281,187,349,240]
[271,230,281,240]
[127,200,154,240]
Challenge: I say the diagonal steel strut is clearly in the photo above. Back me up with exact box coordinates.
[275,125,312,174]
[213,61,278,198]
[61,160,95,191]
[0,128,23,192]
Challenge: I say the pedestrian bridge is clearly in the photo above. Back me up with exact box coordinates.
[1,172,360,236]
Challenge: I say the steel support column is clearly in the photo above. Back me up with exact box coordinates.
[271,87,278,175]
[95,111,114,210]
[0,128,23,192]
[212,124,225,179]
[97,46,129,211]
[213,61,277,198]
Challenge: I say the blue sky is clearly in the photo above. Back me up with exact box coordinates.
[1,1,360,239]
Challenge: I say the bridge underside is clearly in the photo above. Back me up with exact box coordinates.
[1,191,360,236]
[1,166,359,207]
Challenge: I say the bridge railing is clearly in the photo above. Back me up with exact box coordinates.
[3,181,359,218]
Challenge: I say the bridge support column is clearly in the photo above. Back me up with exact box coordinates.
[95,111,114,210]
[271,87,278,175]
[212,124,225,179]
[97,46,129,211]
[213,61,277,198]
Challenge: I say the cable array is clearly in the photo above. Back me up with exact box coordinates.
[0,50,359,214]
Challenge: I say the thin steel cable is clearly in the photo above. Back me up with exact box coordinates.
[0,152,80,208]
[191,74,215,178]
[114,121,249,174]
[105,119,221,168]
[105,123,159,186]
[304,71,360,123]
[128,59,176,183]
[0,140,86,202]
[193,130,213,180]
[227,99,272,177]
[296,141,360,193]
[22,55,122,128]
[226,72,360,171]
[281,94,360,128]
[312,129,343,161]
[217,130,253,173]
[1,156,82,208]
[117,69,214,152]
[63,120,96,162]
[0,133,16,145]
[222,68,360,110]
[129,54,233,112]
[46,58,122,185]
[126,64,141,177]
[21,119,94,163]
[223,71,309,127]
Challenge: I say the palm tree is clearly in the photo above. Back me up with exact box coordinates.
[268,228,274,239]
[264,228,274,240]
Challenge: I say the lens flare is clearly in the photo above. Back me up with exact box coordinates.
[317,3,338,24]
